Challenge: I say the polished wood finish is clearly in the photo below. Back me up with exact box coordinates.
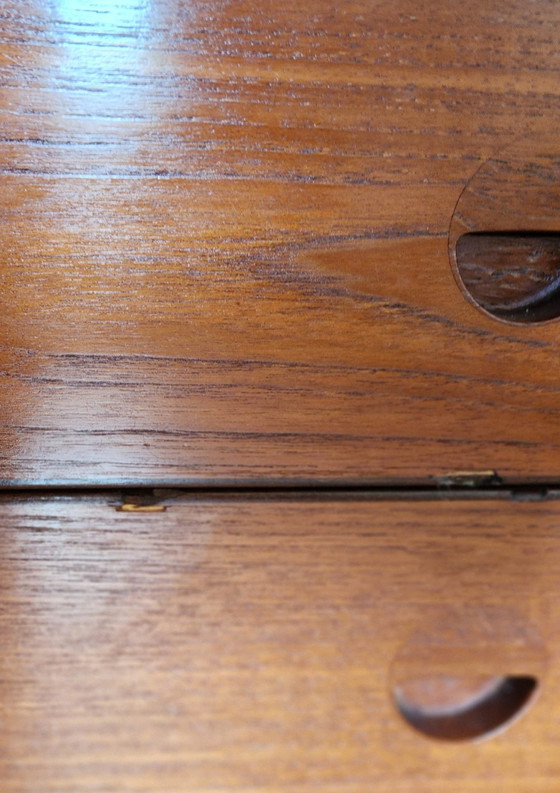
[1,1,560,485]
[2,492,560,791]
[2,4,559,787]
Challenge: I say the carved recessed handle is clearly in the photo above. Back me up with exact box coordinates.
[394,674,538,741]
[391,607,546,742]
[449,134,560,325]
[455,232,560,323]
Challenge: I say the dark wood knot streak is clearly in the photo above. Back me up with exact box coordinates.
[1,1,560,791]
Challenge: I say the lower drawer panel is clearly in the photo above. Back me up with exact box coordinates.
[1,492,558,791]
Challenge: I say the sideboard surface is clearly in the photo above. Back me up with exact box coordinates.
[1,493,559,792]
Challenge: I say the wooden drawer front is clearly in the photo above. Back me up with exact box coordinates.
[1,2,560,485]
[1,493,559,791]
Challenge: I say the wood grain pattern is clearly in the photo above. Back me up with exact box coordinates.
[1,1,560,485]
[2,492,560,791]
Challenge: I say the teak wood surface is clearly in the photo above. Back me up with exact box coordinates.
[0,0,559,485]
[1,492,560,792]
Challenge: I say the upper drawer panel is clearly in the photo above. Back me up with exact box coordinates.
[1,0,559,485]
